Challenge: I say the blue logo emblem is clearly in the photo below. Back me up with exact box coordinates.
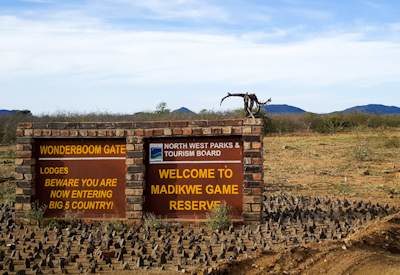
[149,144,163,162]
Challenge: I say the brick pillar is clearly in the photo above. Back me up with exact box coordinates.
[15,124,35,222]
[242,118,264,222]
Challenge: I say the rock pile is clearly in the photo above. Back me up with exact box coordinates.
[262,193,397,248]
[0,194,396,273]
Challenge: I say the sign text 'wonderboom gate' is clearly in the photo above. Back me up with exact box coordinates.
[145,136,243,220]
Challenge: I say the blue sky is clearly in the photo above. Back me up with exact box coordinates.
[1,0,400,114]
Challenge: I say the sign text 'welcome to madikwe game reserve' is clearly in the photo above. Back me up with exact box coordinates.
[34,139,126,219]
[145,136,243,220]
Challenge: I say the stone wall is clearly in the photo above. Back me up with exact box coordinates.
[15,118,264,223]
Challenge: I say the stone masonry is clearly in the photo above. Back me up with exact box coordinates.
[15,118,264,223]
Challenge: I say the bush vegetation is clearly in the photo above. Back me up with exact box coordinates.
[1,103,400,144]
[143,213,166,230]
[264,112,400,134]
[0,183,15,203]
[353,140,373,161]
[207,202,231,230]
[26,201,47,227]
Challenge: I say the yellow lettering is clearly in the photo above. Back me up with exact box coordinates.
[151,185,160,194]
[158,169,216,179]
[169,201,177,210]
[159,169,170,179]
[150,184,202,195]
[168,200,221,211]
[205,184,239,195]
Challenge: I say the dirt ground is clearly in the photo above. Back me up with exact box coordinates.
[230,129,400,275]
[264,129,400,205]
[225,212,400,275]
[0,129,399,274]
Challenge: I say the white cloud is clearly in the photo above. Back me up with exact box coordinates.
[1,16,399,86]
[1,15,400,113]
[239,26,306,42]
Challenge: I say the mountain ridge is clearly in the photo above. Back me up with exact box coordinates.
[0,110,16,115]
[171,107,196,115]
[341,104,400,115]
[263,104,306,114]
[1,104,400,116]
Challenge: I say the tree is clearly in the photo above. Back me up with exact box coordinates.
[155,102,170,114]
[199,109,209,114]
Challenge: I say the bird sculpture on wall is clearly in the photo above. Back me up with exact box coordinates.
[220,92,271,118]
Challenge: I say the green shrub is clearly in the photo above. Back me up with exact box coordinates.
[376,185,400,196]
[207,202,231,231]
[265,113,400,135]
[304,113,357,134]
[26,201,47,227]
[45,218,66,229]
[143,213,164,230]
[0,182,15,203]
[102,221,126,233]
[334,183,354,195]
[353,141,373,161]
[0,112,32,144]
[263,114,306,134]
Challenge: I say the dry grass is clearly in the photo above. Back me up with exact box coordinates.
[264,129,400,204]
[1,129,400,204]
[0,145,16,202]
[0,145,15,178]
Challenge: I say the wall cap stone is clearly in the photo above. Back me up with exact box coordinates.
[18,119,255,130]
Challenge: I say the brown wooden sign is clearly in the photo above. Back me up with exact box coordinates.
[144,136,243,220]
[34,138,126,219]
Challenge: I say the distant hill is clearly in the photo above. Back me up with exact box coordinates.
[0,109,32,116]
[342,104,400,115]
[171,105,307,115]
[264,104,306,114]
[172,107,196,115]
[0,110,16,116]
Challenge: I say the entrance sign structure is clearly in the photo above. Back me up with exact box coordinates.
[145,136,243,220]
[15,119,264,223]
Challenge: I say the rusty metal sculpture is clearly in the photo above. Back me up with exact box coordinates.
[220,92,271,118]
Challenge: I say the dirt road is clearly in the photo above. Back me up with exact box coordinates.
[224,208,400,275]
